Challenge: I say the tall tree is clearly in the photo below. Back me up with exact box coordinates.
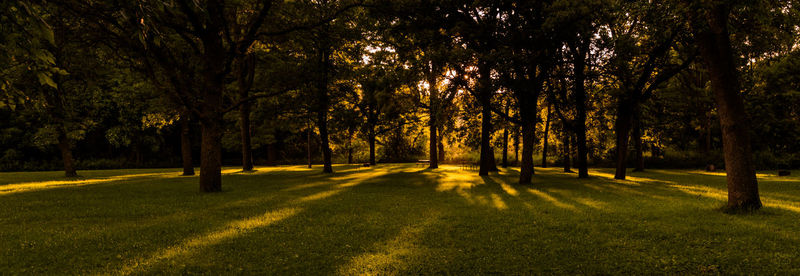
[689,2,761,210]
[444,2,504,176]
[498,0,558,183]
[387,0,462,169]
[58,0,362,191]
[605,1,694,179]
[355,49,416,165]
[237,53,256,172]
[567,37,590,179]
[1,1,82,177]
[501,100,509,168]
[315,26,334,173]
[547,0,611,178]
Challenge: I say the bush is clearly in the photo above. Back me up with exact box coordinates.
[77,158,129,170]
[638,149,723,169]
[753,150,797,170]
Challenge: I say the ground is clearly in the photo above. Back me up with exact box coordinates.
[1,164,799,274]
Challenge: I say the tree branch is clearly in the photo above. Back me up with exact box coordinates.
[642,49,698,100]
[222,89,294,114]
[257,2,367,37]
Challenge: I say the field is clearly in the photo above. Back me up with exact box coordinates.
[1,164,799,274]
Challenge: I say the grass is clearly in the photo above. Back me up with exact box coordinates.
[1,164,799,274]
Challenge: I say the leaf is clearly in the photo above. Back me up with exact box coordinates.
[41,24,55,45]
[54,67,69,76]
[36,72,57,88]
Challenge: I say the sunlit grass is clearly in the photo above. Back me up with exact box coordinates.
[1,164,799,274]
[527,188,579,211]
[118,207,301,275]
[0,172,180,195]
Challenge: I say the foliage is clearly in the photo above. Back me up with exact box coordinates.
[0,0,798,173]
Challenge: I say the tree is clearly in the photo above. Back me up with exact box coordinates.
[497,0,559,184]
[58,0,277,191]
[604,0,694,179]
[57,0,362,191]
[689,2,761,211]
[385,0,463,169]
[355,51,417,165]
[546,0,612,178]
[441,1,507,176]
[236,53,256,172]
[567,35,591,179]
[752,50,800,168]
[1,1,82,177]
[294,0,365,173]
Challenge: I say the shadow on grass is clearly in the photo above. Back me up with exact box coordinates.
[109,164,433,274]
[2,164,800,274]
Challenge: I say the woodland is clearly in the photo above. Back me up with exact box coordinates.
[1,0,800,273]
[3,0,798,208]
[3,1,800,205]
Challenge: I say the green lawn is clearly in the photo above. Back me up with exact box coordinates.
[1,164,799,274]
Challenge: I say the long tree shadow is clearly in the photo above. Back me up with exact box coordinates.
[301,165,800,274]
[112,165,420,274]
[3,164,800,274]
[399,165,800,273]
[0,164,412,274]
[133,165,460,274]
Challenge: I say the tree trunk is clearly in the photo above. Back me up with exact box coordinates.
[238,53,255,172]
[134,139,143,167]
[429,123,438,169]
[428,70,439,169]
[196,56,224,191]
[478,62,497,175]
[572,134,579,171]
[317,47,333,173]
[479,104,498,175]
[267,143,277,166]
[514,127,520,164]
[563,129,572,173]
[519,106,536,184]
[48,34,77,178]
[614,99,634,179]
[196,28,227,193]
[199,114,223,192]
[575,122,588,176]
[632,117,644,172]
[515,75,541,182]
[705,112,713,152]
[693,3,760,211]
[180,115,195,176]
[438,128,445,162]
[502,128,509,168]
[347,133,353,164]
[479,103,498,175]
[572,41,590,178]
[307,121,312,168]
[57,127,78,177]
[542,103,551,168]
[318,109,333,173]
[239,102,254,171]
[502,103,509,168]
[368,126,376,165]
